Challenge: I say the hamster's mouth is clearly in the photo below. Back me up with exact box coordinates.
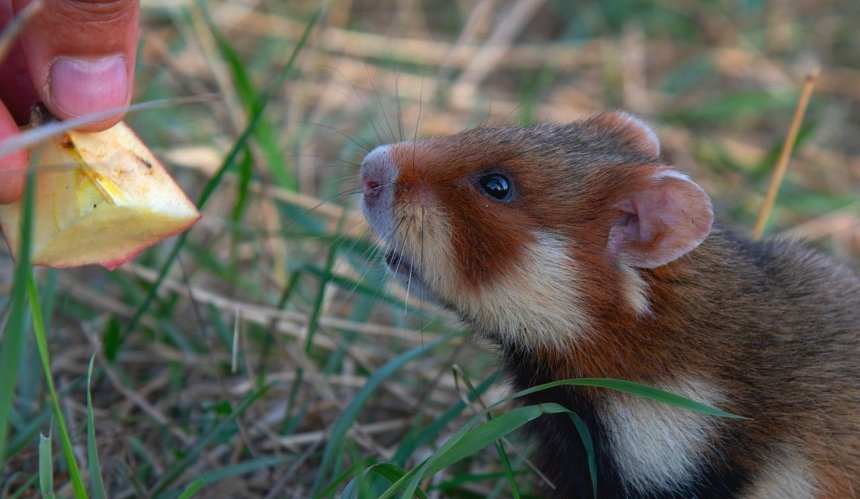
[384,250,419,279]
[384,250,439,303]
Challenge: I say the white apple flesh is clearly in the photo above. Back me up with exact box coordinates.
[0,121,201,270]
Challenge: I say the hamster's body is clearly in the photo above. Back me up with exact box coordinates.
[502,230,860,498]
[359,112,860,498]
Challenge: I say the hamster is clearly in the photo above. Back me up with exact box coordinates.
[359,111,860,498]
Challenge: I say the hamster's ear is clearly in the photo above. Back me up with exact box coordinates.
[590,111,661,159]
[607,171,713,268]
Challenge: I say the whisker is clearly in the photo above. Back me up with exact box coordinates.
[308,122,372,154]
[319,64,386,144]
[418,204,428,347]
[367,68,397,144]
[411,77,425,171]
[394,72,405,142]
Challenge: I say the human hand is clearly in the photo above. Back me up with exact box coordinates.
[0,0,140,203]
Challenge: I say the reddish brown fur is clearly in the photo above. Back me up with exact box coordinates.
[365,113,860,497]
[392,138,538,290]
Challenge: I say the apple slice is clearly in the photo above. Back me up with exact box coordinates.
[0,121,201,269]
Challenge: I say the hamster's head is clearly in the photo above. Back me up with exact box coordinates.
[360,112,713,350]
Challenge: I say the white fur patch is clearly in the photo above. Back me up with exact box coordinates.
[617,263,651,316]
[462,232,592,349]
[743,446,816,499]
[602,376,725,495]
[394,199,457,299]
[379,166,591,347]
[652,169,691,182]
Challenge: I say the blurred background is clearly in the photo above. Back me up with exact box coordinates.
[2,0,859,496]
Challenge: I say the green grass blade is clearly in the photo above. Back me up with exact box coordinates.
[365,463,411,489]
[391,372,499,466]
[492,440,520,499]
[305,214,346,353]
[86,354,107,499]
[150,385,270,495]
[6,472,38,498]
[382,376,739,498]
[434,470,525,491]
[194,455,294,487]
[309,332,460,497]
[231,148,254,230]
[342,463,427,499]
[6,409,50,462]
[506,378,745,419]
[454,368,520,498]
[0,166,34,463]
[27,274,88,498]
[120,7,322,341]
[420,403,570,478]
[38,432,54,499]
[313,457,373,499]
[202,6,297,191]
[385,403,572,499]
[176,478,205,499]
[569,412,597,498]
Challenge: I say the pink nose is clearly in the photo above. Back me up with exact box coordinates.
[360,145,397,209]
[362,178,382,206]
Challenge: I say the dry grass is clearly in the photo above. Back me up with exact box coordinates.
[2,0,859,497]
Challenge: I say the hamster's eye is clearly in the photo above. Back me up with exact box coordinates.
[479,173,512,201]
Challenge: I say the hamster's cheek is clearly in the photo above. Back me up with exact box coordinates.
[390,198,461,298]
[457,232,594,350]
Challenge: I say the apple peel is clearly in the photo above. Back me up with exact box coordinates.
[0,121,201,270]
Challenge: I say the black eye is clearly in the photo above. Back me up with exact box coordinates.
[479,173,512,201]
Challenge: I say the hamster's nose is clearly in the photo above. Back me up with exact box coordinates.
[360,145,396,209]
[362,178,382,205]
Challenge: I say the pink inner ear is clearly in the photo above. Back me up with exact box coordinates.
[608,171,714,268]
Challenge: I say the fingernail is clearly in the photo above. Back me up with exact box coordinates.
[49,56,129,118]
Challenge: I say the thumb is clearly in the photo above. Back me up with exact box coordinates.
[13,0,139,131]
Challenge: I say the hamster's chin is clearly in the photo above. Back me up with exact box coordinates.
[384,250,441,304]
